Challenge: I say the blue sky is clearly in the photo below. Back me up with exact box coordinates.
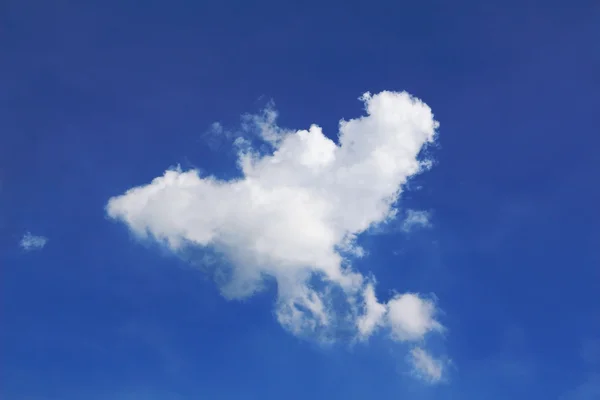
[2,1,599,399]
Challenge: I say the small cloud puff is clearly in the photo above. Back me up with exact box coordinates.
[402,209,432,232]
[409,347,447,383]
[20,232,48,251]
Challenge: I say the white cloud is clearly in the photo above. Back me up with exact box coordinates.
[387,293,443,341]
[357,283,388,339]
[409,347,445,383]
[20,232,48,251]
[106,91,446,378]
[402,209,432,232]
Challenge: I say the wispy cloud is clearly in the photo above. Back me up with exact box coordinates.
[409,347,446,383]
[106,91,446,381]
[563,339,600,399]
[402,209,432,232]
[20,232,48,251]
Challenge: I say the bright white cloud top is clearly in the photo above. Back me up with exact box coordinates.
[106,91,447,382]
[20,232,48,251]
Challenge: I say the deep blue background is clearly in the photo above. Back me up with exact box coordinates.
[2,1,599,399]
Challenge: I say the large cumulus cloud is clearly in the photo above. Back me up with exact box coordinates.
[106,91,447,382]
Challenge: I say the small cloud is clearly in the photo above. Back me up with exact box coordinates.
[200,122,234,152]
[402,209,432,232]
[355,286,443,345]
[387,293,443,341]
[20,232,48,251]
[409,347,446,383]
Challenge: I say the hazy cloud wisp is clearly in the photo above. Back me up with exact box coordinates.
[402,209,432,232]
[20,232,48,251]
